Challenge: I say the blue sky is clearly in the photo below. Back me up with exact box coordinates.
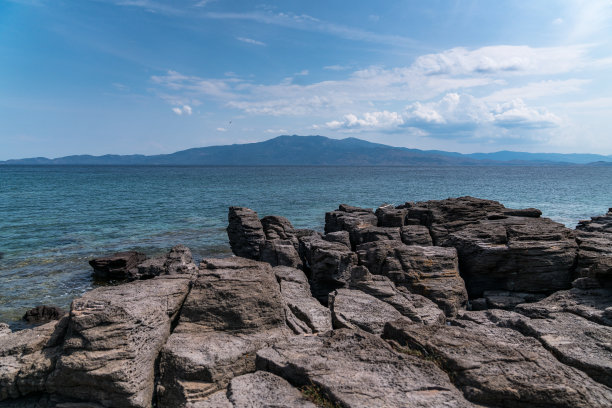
[1,0,612,159]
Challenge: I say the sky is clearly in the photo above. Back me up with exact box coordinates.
[1,0,612,159]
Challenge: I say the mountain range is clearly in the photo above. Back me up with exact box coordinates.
[2,135,612,166]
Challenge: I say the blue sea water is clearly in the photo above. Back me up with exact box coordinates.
[1,165,611,326]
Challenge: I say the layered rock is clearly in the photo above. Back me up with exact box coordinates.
[133,244,198,280]
[49,275,191,407]
[22,305,65,324]
[324,205,378,249]
[384,318,612,407]
[575,208,612,286]
[89,251,146,280]
[227,207,266,259]
[256,329,474,408]
[357,240,467,316]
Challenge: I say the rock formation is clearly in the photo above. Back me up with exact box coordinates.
[1,197,611,407]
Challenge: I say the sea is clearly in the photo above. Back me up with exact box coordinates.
[1,165,611,328]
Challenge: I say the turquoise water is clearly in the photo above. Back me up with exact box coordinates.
[1,165,611,325]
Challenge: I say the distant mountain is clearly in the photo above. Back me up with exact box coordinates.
[2,135,612,166]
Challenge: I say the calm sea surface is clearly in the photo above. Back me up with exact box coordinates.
[1,165,611,326]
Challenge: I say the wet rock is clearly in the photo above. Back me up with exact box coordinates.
[298,235,358,302]
[49,275,191,408]
[274,266,332,334]
[88,251,146,280]
[515,287,612,326]
[347,266,445,325]
[157,258,290,405]
[357,240,467,316]
[227,207,266,260]
[446,216,577,297]
[329,288,405,335]
[384,318,612,408]
[22,305,65,324]
[375,205,407,227]
[400,225,433,246]
[259,240,303,269]
[322,231,351,248]
[256,329,473,408]
[0,318,67,402]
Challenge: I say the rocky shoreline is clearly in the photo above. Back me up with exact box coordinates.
[1,196,611,407]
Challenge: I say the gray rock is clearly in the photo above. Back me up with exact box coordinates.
[22,305,65,323]
[384,318,612,408]
[259,240,303,269]
[0,318,67,402]
[88,251,146,280]
[133,256,166,279]
[274,266,332,334]
[298,235,358,303]
[133,245,198,280]
[227,207,266,260]
[0,323,10,337]
[49,275,191,408]
[352,226,401,246]
[446,216,577,297]
[515,287,612,326]
[261,215,296,242]
[400,225,433,246]
[322,231,351,248]
[226,371,316,408]
[357,240,467,316]
[324,207,378,249]
[347,266,445,325]
[482,290,545,310]
[329,288,405,334]
[375,205,407,227]
[256,329,473,408]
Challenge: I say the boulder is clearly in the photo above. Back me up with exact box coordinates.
[446,216,577,297]
[351,226,401,246]
[22,305,65,324]
[384,318,612,408]
[260,215,296,242]
[274,266,332,334]
[375,205,407,227]
[88,251,146,280]
[195,371,316,408]
[322,231,351,248]
[256,329,473,408]
[157,258,291,406]
[324,206,378,249]
[298,235,358,303]
[357,240,467,316]
[329,288,405,335]
[259,240,303,269]
[48,275,191,408]
[227,207,266,259]
[347,266,445,325]
[400,225,433,246]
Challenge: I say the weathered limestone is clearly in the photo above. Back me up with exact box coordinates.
[357,240,467,316]
[274,266,332,334]
[384,318,612,408]
[256,329,474,408]
[259,239,302,269]
[49,275,191,408]
[324,205,378,249]
[400,225,433,246]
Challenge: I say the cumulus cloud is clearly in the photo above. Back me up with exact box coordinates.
[323,93,561,134]
[172,105,193,115]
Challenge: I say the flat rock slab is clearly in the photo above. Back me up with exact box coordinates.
[384,318,612,408]
[515,287,612,326]
[193,371,316,408]
[329,288,405,335]
[256,329,473,408]
[49,275,191,408]
[357,240,467,316]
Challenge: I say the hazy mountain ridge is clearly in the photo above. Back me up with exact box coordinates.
[2,135,611,166]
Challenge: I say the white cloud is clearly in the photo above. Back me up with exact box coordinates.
[485,79,589,102]
[326,111,404,130]
[553,18,564,25]
[236,37,266,46]
[172,105,193,115]
[265,128,288,133]
[324,65,350,71]
[216,127,227,132]
[294,70,309,76]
